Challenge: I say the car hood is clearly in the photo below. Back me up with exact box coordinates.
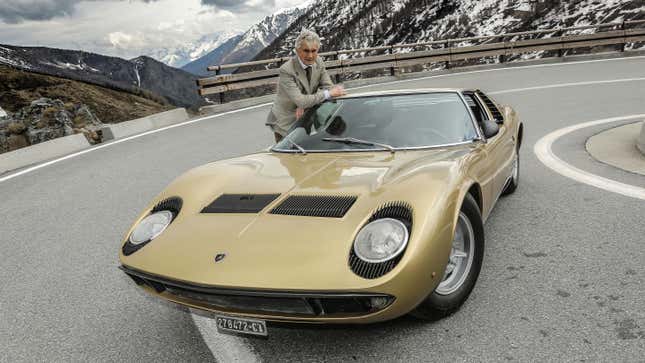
[120,147,473,290]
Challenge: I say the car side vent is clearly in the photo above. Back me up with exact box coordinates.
[201,194,280,213]
[349,202,413,279]
[270,195,357,218]
[476,90,504,124]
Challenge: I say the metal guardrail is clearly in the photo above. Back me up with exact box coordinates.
[197,20,645,100]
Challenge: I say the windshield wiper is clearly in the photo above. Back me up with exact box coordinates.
[284,137,306,154]
[322,137,395,153]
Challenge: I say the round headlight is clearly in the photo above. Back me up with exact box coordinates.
[129,210,174,245]
[353,218,409,263]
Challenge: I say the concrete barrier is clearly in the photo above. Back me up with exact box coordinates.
[101,108,189,141]
[0,133,90,175]
[638,121,645,155]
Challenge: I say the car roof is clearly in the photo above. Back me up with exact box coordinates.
[336,88,469,99]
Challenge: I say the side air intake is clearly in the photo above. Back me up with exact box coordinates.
[476,90,504,123]
[270,195,358,218]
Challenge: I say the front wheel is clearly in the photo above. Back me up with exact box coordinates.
[411,193,484,321]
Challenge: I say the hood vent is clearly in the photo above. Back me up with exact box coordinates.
[201,194,280,214]
[270,195,357,218]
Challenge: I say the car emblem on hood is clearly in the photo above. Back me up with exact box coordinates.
[214,253,226,263]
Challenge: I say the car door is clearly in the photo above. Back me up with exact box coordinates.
[474,91,515,204]
[461,92,496,218]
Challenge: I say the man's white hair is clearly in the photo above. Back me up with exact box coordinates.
[295,28,321,49]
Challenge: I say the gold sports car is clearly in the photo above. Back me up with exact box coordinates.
[119,89,523,336]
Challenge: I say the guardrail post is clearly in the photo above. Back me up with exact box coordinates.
[498,37,506,63]
[556,30,565,58]
[387,47,396,76]
[214,67,225,104]
[620,21,626,52]
[445,41,451,69]
[331,52,341,83]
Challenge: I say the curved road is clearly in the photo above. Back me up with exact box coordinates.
[1,56,644,362]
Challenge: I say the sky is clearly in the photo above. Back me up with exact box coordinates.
[0,0,309,60]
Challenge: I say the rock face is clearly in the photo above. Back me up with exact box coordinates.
[0,98,103,154]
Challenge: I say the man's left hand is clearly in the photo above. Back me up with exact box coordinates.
[296,108,305,119]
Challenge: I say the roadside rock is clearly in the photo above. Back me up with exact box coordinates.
[0,98,104,153]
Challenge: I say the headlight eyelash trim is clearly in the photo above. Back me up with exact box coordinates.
[349,201,413,279]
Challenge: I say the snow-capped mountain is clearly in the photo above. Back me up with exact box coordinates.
[146,31,241,68]
[0,44,204,108]
[254,0,645,62]
[182,3,312,76]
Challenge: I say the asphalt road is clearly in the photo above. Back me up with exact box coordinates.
[1,55,644,362]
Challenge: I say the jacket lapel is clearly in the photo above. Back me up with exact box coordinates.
[294,57,312,94]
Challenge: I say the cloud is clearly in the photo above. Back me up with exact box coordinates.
[200,0,276,12]
[0,0,159,24]
[0,0,78,23]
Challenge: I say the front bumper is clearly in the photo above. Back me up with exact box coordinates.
[120,265,403,324]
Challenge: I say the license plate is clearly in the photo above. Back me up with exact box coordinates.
[215,315,268,337]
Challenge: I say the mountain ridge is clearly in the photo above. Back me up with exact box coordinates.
[0,44,204,109]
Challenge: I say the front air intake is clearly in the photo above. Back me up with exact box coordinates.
[270,195,357,218]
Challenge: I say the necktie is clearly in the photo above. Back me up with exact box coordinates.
[305,66,312,84]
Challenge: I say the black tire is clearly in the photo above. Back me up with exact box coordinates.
[501,147,519,196]
[411,193,484,321]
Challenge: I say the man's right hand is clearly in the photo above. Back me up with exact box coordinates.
[330,85,347,98]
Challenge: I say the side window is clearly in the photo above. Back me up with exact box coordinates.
[463,94,489,124]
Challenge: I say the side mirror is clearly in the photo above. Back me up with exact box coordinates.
[482,120,499,139]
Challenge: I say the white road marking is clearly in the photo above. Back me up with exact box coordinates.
[190,311,261,363]
[534,115,645,200]
[489,77,645,95]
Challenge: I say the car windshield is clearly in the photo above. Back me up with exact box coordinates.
[273,92,478,152]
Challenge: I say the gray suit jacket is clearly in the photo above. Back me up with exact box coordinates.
[266,55,334,136]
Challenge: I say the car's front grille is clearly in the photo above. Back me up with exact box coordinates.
[121,266,394,317]
[269,195,357,218]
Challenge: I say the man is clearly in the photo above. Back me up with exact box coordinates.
[266,28,346,143]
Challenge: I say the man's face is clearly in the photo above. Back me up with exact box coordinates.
[296,41,319,66]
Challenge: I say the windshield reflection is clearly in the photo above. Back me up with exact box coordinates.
[273,92,478,152]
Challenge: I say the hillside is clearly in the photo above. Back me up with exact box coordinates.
[0,65,172,124]
[0,45,205,109]
[254,0,645,61]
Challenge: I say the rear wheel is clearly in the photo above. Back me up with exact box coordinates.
[411,193,484,321]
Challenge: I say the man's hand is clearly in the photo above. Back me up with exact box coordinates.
[329,85,347,98]
[296,108,305,119]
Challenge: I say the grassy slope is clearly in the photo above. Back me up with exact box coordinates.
[0,65,173,124]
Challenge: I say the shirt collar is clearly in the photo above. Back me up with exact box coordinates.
[297,55,311,70]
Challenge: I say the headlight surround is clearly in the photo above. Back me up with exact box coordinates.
[353,218,409,263]
[129,210,174,245]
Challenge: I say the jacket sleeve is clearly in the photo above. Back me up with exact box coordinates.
[279,68,326,109]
